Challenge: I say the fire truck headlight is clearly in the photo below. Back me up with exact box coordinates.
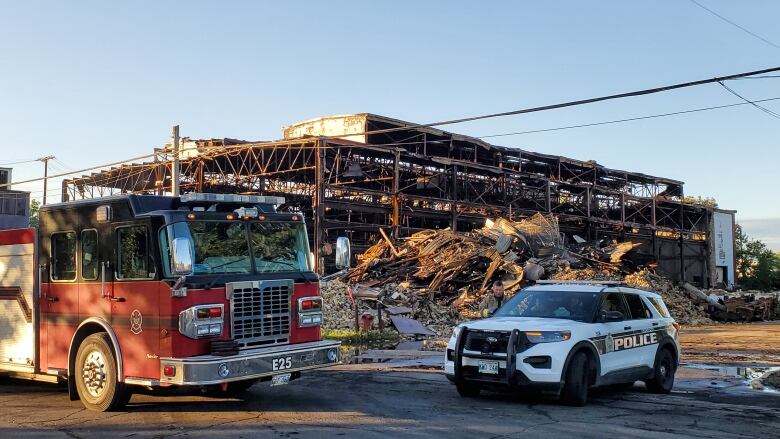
[179,304,225,339]
[327,348,338,362]
[297,296,323,328]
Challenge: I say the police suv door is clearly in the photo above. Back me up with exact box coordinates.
[595,292,635,373]
[622,292,657,368]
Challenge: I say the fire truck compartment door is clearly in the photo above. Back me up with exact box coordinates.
[0,240,36,368]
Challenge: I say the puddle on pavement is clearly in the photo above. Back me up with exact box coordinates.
[683,362,780,393]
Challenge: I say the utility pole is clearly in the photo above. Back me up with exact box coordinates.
[36,155,55,205]
[171,125,180,196]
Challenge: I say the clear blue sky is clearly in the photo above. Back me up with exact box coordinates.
[2,1,779,249]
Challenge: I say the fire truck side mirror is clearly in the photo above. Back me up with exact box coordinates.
[335,237,351,269]
[171,237,194,276]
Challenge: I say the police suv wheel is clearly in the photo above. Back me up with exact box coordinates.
[75,333,129,412]
[561,351,589,406]
[645,348,675,394]
[456,382,481,398]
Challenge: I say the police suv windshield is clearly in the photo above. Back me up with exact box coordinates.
[160,220,312,275]
[493,290,600,322]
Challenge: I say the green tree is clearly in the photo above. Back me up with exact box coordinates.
[735,224,780,291]
[28,198,40,228]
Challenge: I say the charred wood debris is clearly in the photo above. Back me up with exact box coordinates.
[321,213,777,336]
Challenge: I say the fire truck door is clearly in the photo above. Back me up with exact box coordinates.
[110,224,160,380]
[77,228,110,329]
[45,231,80,371]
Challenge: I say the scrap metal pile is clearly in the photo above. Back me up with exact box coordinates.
[707,291,779,322]
[322,213,717,333]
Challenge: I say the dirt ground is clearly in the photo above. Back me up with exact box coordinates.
[680,322,780,365]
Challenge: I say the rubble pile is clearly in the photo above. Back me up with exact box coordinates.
[329,213,741,334]
[320,279,356,331]
[347,214,571,296]
[321,278,460,335]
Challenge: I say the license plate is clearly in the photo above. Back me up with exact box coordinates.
[478,360,500,375]
[271,373,291,386]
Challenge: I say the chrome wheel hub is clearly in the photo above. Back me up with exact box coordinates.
[82,350,108,398]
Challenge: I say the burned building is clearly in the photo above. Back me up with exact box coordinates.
[61,114,735,287]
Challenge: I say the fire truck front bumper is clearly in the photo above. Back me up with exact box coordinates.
[158,340,341,386]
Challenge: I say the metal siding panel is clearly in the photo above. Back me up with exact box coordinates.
[0,243,35,365]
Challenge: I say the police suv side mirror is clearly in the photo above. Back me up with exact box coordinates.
[171,237,194,276]
[335,237,351,269]
[601,310,624,322]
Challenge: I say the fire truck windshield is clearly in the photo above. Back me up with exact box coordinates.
[161,220,312,276]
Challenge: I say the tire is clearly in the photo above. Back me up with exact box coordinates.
[645,348,676,394]
[74,333,129,412]
[456,382,481,398]
[561,351,589,406]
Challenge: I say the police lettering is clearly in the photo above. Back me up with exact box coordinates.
[614,332,657,351]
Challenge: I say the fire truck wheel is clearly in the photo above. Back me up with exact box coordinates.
[75,333,129,412]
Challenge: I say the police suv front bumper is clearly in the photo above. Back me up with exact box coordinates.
[159,340,341,385]
[445,327,566,394]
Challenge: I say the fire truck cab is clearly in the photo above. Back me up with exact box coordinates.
[0,193,343,411]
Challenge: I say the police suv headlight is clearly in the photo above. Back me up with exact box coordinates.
[525,331,571,343]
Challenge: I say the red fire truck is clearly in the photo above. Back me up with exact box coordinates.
[0,193,345,411]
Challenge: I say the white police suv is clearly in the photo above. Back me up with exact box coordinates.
[444,282,681,406]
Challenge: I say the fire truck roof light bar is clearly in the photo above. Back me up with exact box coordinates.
[180,192,286,205]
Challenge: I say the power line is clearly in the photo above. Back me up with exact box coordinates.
[0,158,39,166]
[345,65,780,137]
[688,0,780,50]
[733,75,780,80]
[717,81,780,120]
[478,96,780,138]
[53,157,71,170]
[0,150,169,190]
[3,65,780,190]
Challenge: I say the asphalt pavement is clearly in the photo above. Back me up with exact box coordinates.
[0,364,778,438]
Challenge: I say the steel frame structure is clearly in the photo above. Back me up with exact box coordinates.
[62,114,717,285]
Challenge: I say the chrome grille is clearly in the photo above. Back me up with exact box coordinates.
[226,280,292,348]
